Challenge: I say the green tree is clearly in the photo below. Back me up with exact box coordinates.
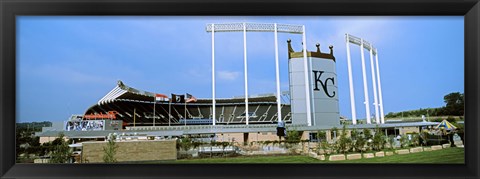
[443,92,464,116]
[330,127,339,141]
[103,133,118,163]
[399,135,409,148]
[388,135,396,149]
[363,128,372,151]
[177,136,193,151]
[286,130,302,142]
[372,126,386,151]
[410,133,420,147]
[317,140,331,155]
[49,133,71,163]
[285,130,302,151]
[337,125,352,154]
[352,130,366,153]
[316,131,326,142]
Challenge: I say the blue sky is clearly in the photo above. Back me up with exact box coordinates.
[16,16,464,123]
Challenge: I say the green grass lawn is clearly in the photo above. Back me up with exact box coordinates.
[167,147,464,164]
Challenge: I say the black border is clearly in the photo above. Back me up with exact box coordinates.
[1,0,479,178]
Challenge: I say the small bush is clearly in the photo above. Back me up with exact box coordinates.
[103,134,118,163]
[410,133,420,147]
[388,135,396,149]
[363,129,373,151]
[400,135,410,148]
[49,133,71,163]
[352,130,366,153]
[317,131,326,142]
[372,126,386,151]
[337,125,352,154]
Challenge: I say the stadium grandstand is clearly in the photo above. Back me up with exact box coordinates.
[84,80,292,127]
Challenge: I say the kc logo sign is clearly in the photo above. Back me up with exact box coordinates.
[312,70,336,98]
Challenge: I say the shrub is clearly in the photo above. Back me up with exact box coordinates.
[177,136,193,151]
[410,133,420,147]
[388,135,396,149]
[372,126,386,151]
[317,131,326,142]
[318,140,331,154]
[286,130,302,142]
[352,130,366,153]
[285,130,302,150]
[103,133,118,163]
[400,135,410,148]
[363,129,373,151]
[49,133,71,163]
[331,127,339,141]
[337,125,352,154]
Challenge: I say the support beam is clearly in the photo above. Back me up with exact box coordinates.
[375,49,385,124]
[369,47,380,124]
[243,23,249,125]
[274,23,282,123]
[360,39,371,124]
[309,44,316,126]
[211,24,216,126]
[302,25,312,126]
[153,99,156,126]
[345,34,357,125]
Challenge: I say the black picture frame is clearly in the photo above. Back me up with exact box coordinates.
[1,0,479,178]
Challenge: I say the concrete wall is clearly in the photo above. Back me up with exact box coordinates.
[215,132,280,143]
[82,140,176,163]
[39,136,70,144]
[400,127,420,135]
[39,137,56,144]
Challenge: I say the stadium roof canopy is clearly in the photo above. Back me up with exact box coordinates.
[95,80,277,106]
[83,80,287,126]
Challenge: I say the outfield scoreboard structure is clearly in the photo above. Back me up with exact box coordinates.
[288,40,340,127]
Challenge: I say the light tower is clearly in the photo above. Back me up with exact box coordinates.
[206,23,313,126]
[345,34,385,124]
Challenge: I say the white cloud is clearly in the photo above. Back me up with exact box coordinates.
[217,70,240,81]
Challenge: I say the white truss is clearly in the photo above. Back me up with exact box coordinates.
[206,23,303,34]
[346,34,377,55]
[97,85,127,105]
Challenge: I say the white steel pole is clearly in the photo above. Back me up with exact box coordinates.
[309,45,316,126]
[274,23,282,123]
[345,34,357,125]
[369,47,380,124]
[153,99,156,126]
[211,24,216,126]
[302,26,312,126]
[375,49,385,124]
[360,39,371,124]
[184,101,187,126]
[243,23,249,125]
[168,99,171,126]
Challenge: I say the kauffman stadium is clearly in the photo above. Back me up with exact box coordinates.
[36,35,439,144]
[86,80,292,127]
